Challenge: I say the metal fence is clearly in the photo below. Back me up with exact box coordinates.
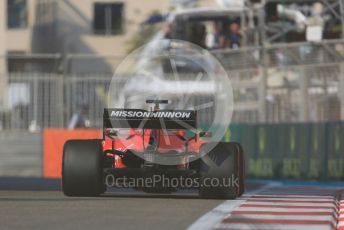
[0,40,344,130]
[1,73,63,130]
[0,74,112,131]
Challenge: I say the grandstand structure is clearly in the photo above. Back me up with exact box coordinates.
[259,0,344,123]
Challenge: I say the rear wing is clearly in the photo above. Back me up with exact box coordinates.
[103,109,197,130]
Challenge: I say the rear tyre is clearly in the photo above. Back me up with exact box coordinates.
[199,142,245,199]
[62,139,105,196]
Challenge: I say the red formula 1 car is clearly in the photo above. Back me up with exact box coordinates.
[62,100,245,199]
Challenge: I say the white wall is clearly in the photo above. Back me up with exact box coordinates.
[55,0,170,56]
[0,0,7,109]
[6,0,36,53]
[34,0,217,56]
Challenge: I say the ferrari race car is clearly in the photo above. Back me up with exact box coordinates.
[62,100,245,199]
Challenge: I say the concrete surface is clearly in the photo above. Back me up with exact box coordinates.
[0,132,42,177]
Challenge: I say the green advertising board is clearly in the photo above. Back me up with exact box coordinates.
[226,121,344,180]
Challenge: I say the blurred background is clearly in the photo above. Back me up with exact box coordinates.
[0,0,343,181]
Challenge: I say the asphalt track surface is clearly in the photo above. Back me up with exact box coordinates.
[1,178,343,230]
[0,190,222,230]
[0,178,264,230]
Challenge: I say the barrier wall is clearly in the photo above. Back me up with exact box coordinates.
[43,129,101,178]
[43,122,344,180]
[226,122,344,180]
[0,132,41,177]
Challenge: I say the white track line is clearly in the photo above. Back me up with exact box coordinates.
[213,223,333,230]
[187,199,246,230]
[188,183,339,230]
[236,207,336,212]
[188,183,278,230]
